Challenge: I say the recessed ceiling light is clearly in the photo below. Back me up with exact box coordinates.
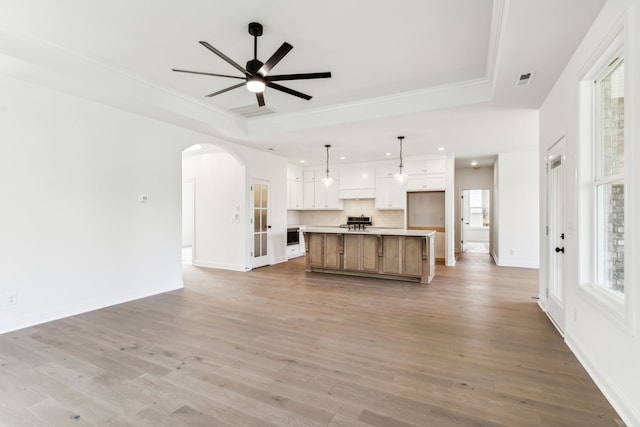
[340,156,346,160]
[300,160,306,164]
[438,147,445,151]
[385,152,392,156]
[470,160,478,166]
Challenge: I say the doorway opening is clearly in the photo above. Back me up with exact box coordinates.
[461,189,490,254]
[181,143,247,271]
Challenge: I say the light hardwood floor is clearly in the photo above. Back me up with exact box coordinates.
[0,254,625,426]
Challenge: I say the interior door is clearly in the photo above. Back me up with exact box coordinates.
[251,180,270,269]
[547,138,565,333]
[461,190,470,252]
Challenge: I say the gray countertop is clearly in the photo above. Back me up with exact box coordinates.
[300,226,436,237]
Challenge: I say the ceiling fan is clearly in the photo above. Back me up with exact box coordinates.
[172,22,331,108]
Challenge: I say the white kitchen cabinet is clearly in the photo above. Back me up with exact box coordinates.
[375,177,406,210]
[287,179,303,209]
[315,179,343,209]
[287,165,303,181]
[404,157,447,191]
[303,180,315,209]
[287,165,304,210]
[406,174,446,191]
[302,169,343,209]
[405,157,446,175]
[376,162,399,178]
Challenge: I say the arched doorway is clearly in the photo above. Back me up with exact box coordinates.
[181,143,248,271]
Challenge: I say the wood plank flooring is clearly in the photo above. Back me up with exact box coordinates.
[0,253,625,426]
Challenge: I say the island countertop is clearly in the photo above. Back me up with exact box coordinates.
[300,226,436,237]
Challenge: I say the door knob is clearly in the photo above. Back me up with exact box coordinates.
[555,247,564,253]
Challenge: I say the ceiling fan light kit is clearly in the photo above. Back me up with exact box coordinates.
[173,22,331,107]
[246,76,266,93]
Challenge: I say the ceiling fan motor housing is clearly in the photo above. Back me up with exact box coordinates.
[246,59,264,75]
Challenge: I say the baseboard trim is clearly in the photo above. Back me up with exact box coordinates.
[193,260,250,272]
[0,282,183,335]
[565,336,639,427]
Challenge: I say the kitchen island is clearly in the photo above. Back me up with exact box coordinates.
[301,227,436,284]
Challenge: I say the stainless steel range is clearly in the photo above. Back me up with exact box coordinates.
[340,215,373,231]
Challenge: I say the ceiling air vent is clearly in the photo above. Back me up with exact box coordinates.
[515,71,534,87]
[230,104,277,118]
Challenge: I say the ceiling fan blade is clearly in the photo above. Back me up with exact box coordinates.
[172,69,245,80]
[199,41,249,76]
[257,42,293,77]
[256,92,265,107]
[268,82,312,100]
[268,72,331,82]
[205,82,245,97]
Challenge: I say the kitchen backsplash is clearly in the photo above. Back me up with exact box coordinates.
[288,199,404,228]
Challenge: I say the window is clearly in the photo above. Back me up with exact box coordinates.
[593,57,625,296]
[468,189,490,227]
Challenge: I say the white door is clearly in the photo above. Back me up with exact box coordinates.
[251,180,271,268]
[547,138,565,333]
[461,190,470,252]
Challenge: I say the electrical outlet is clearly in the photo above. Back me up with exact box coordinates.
[7,292,17,306]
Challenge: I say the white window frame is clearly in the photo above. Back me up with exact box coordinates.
[577,28,633,332]
[593,57,625,296]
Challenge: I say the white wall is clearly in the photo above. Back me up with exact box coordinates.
[181,180,194,247]
[0,74,289,334]
[494,151,540,268]
[538,0,640,424]
[0,74,193,333]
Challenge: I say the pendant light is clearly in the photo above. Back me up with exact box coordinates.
[322,144,335,188]
[394,136,408,185]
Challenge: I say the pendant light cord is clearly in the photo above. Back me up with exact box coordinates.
[325,144,331,176]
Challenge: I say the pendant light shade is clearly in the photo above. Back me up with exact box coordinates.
[394,136,408,185]
[322,144,334,188]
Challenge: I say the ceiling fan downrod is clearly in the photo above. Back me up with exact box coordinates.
[248,22,263,61]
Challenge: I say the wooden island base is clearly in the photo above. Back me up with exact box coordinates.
[302,228,436,284]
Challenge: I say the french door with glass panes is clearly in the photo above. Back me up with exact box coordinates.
[251,180,271,268]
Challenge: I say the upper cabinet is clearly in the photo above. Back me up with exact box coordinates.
[405,156,446,191]
[375,176,406,210]
[288,156,448,211]
[375,162,406,210]
[303,169,343,210]
[287,165,304,210]
[405,158,446,175]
